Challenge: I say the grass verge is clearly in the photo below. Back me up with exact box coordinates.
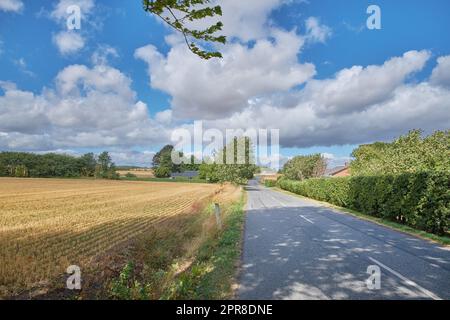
[106,189,246,300]
[273,187,450,246]
[162,194,246,300]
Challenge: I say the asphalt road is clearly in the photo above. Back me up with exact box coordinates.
[238,180,450,300]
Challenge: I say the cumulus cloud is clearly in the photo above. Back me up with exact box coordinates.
[135,29,315,119]
[1,52,449,153]
[305,17,332,43]
[302,50,431,116]
[135,18,448,150]
[203,69,450,148]
[322,153,351,168]
[176,0,285,42]
[430,55,450,88]
[1,0,449,155]
[50,0,95,55]
[52,31,85,55]
[91,44,119,65]
[0,0,23,13]
[50,0,94,21]
[0,63,170,151]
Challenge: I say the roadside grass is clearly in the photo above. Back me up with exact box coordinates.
[107,188,246,300]
[163,194,246,300]
[273,187,450,246]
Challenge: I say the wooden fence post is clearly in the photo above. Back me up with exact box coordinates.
[214,203,222,230]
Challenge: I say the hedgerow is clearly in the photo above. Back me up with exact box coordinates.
[277,171,450,235]
[264,180,277,187]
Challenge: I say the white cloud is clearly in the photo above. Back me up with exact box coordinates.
[91,44,119,65]
[430,55,450,88]
[219,85,450,149]
[155,109,173,125]
[136,29,315,119]
[0,63,170,151]
[49,0,95,55]
[53,31,85,55]
[1,52,450,153]
[1,0,449,156]
[0,0,23,13]
[303,50,431,116]
[50,0,94,21]
[177,0,286,42]
[13,58,35,77]
[321,153,351,168]
[0,80,17,91]
[305,17,332,43]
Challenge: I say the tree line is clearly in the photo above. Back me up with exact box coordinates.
[152,137,258,184]
[0,151,118,179]
[279,129,449,182]
[151,145,202,178]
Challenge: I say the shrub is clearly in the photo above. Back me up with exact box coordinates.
[278,177,350,207]
[264,180,277,187]
[278,171,450,235]
[154,166,171,178]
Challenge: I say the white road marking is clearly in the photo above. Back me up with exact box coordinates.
[300,215,314,224]
[368,257,442,300]
[270,194,287,207]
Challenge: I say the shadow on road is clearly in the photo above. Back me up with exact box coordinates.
[238,204,450,300]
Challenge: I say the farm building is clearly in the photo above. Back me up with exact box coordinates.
[324,164,350,177]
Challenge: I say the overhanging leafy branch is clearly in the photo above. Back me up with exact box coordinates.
[143,0,226,59]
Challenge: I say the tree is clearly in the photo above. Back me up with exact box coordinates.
[143,0,226,59]
[282,154,327,181]
[199,162,219,182]
[350,129,450,176]
[78,153,97,177]
[182,154,201,171]
[152,145,184,176]
[96,152,118,179]
[154,166,171,178]
[152,145,174,168]
[0,151,121,179]
[200,137,258,185]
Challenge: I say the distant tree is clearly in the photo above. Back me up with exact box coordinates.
[143,0,226,60]
[154,166,171,178]
[182,155,202,171]
[152,145,174,168]
[96,152,118,179]
[200,137,258,185]
[199,162,219,182]
[0,151,120,179]
[152,145,183,176]
[282,154,327,181]
[78,153,97,177]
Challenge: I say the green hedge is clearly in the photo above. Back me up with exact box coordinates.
[278,177,350,207]
[264,180,277,187]
[278,171,450,235]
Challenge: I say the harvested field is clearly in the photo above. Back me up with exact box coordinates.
[0,178,225,297]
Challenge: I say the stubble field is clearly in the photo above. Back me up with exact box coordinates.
[0,178,224,297]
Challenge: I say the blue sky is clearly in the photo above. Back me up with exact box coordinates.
[1,0,449,167]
